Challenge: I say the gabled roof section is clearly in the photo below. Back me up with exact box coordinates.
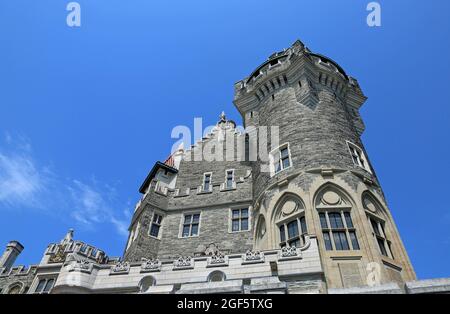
[138,161,178,194]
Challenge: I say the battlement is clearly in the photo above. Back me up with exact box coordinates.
[53,236,324,294]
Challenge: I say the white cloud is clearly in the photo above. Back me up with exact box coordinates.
[0,133,131,237]
[0,152,46,207]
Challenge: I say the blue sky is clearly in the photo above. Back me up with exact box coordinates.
[0,1,449,279]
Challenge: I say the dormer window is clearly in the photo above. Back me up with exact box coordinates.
[270,143,292,176]
[203,173,212,192]
[347,141,372,173]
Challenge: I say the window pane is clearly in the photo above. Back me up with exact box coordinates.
[157,215,162,224]
[280,225,286,242]
[204,182,210,191]
[333,232,343,250]
[282,157,290,169]
[36,279,46,292]
[191,224,199,236]
[153,214,158,223]
[377,238,388,256]
[241,209,248,218]
[192,214,200,223]
[349,231,359,250]
[344,212,354,228]
[329,213,344,229]
[323,232,333,250]
[340,232,350,250]
[232,210,240,219]
[184,215,192,224]
[287,221,299,239]
[319,213,328,229]
[241,218,248,231]
[232,219,240,232]
[371,219,380,236]
[280,147,289,158]
[43,279,54,292]
[300,216,307,234]
[182,225,190,237]
[150,224,160,237]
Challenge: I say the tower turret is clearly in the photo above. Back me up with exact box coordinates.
[0,241,24,270]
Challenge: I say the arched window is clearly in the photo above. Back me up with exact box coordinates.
[363,193,394,259]
[208,271,226,282]
[139,276,156,292]
[273,194,308,248]
[7,283,22,294]
[34,277,55,294]
[315,187,360,251]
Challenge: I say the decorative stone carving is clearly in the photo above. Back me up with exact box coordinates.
[322,191,341,205]
[69,258,93,274]
[204,243,220,256]
[173,256,194,270]
[207,251,228,267]
[48,244,67,263]
[140,258,161,273]
[281,200,298,216]
[110,261,130,275]
[242,250,264,264]
[281,246,298,258]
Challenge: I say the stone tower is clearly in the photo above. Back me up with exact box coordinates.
[0,241,24,270]
[124,39,416,290]
[233,40,416,287]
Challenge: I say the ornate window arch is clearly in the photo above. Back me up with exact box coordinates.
[139,275,156,292]
[362,192,394,259]
[314,184,360,251]
[272,193,308,248]
[208,270,226,282]
[7,282,24,294]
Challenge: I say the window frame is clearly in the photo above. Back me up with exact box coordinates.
[202,172,213,192]
[179,211,202,238]
[317,208,360,251]
[149,211,164,239]
[276,212,308,248]
[33,277,56,294]
[224,169,235,190]
[229,207,250,233]
[269,143,293,177]
[346,141,372,174]
[367,213,394,259]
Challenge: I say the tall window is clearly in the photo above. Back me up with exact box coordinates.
[369,216,393,258]
[231,208,249,232]
[347,141,371,173]
[225,170,234,189]
[279,216,307,248]
[150,213,163,238]
[271,144,292,175]
[203,173,212,192]
[34,278,55,294]
[319,211,359,251]
[182,213,200,237]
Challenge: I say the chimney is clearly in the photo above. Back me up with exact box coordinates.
[0,241,24,269]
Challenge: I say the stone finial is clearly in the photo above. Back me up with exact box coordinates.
[61,229,74,244]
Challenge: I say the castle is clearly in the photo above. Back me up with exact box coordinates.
[1,40,449,294]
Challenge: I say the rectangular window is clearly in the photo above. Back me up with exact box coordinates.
[226,170,234,189]
[203,173,212,192]
[272,144,292,175]
[347,141,372,173]
[280,225,286,243]
[300,216,308,235]
[150,213,163,238]
[231,208,249,232]
[182,213,200,237]
[377,238,388,256]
